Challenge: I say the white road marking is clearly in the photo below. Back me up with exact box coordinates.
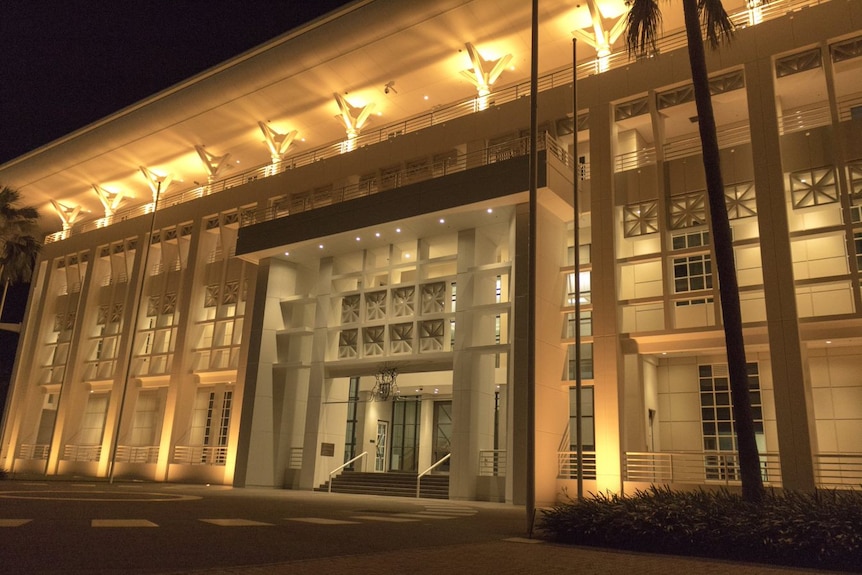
[504,537,543,544]
[92,519,158,527]
[350,515,419,523]
[286,517,360,525]
[200,519,274,526]
[0,519,32,527]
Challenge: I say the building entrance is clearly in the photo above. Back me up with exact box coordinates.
[389,399,420,472]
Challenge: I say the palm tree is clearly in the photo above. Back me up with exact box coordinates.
[0,186,41,332]
[625,0,764,502]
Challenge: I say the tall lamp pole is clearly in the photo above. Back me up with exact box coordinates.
[526,0,539,534]
[572,38,584,502]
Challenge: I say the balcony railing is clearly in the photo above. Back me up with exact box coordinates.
[625,451,782,486]
[62,444,102,462]
[663,121,752,161]
[625,451,862,489]
[114,445,160,464]
[478,449,507,477]
[837,91,862,123]
[614,147,656,172]
[18,443,50,460]
[41,0,827,245]
[241,134,551,228]
[778,103,832,135]
[815,453,862,487]
[173,445,228,466]
[558,451,597,480]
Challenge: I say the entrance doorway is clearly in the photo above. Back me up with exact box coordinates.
[432,401,452,472]
[389,399,420,472]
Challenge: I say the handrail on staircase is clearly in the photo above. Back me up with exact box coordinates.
[328,451,368,493]
[416,453,451,498]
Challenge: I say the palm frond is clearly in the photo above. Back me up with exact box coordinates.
[0,234,41,284]
[698,0,735,48]
[625,0,662,58]
[0,185,41,284]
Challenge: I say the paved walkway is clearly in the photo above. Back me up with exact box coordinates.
[178,538,838,575]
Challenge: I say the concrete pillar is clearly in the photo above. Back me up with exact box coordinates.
[744,59,817,491]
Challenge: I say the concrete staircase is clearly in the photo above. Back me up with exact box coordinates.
[317,471,449,499]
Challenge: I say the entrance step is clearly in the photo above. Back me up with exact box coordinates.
[316,471,449,499]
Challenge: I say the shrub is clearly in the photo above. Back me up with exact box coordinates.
[540,486,862,572]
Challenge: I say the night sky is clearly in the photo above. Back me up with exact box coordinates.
[0,1,353,165]
[0,1,351,389]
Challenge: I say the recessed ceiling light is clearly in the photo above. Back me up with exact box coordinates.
[396,228,401,233]
[826,340,832,344]
[439,218,445,224]
[405,253,411,259]
[356,237,361,241]
[284,251,290,256]
[375,232,381,237]
[487,208,493,213]
[318,244,324,249]
[423,95,429,100]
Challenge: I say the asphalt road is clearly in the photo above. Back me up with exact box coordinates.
[0,480,524,574]
[0,480,833,575]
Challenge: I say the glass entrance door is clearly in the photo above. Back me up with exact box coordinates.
[375,420,388,472]
[389,399,420,472]
[432,401,452,472]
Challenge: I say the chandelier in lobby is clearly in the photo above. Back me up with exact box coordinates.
[372,364,399,401]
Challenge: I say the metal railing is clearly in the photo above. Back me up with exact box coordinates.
[814,453,862,487]
[288,447,303,470]
[417,453,451,497]
[624,451,783,485]
[62,444,102,462]
[241,134,550,228]
[173,445,228,466]
[114,445,159,464]
[558,451,597,480]
[18,443,50,460]
[614,147,656,172]
[328,451,368,492]
[837,91,862,123]
[478,449,507,477]
[41,0,828,245]
[663,121,752,162]
[778,103,832,135]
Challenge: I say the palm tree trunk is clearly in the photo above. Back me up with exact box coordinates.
[682,0,764,502]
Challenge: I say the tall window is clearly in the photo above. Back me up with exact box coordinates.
[390,399,420,472]
[79,393,109,445]
[565,271,591,305]
[189,387,233,464]
[567,343,594,380]
[343,377,360,465]
[699,363,763,480]
[130,390,161,446]
[568,386,595,451]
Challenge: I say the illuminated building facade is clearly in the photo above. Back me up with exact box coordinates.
[2,0,862,504]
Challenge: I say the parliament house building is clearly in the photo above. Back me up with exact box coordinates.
[1,0,861,505]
